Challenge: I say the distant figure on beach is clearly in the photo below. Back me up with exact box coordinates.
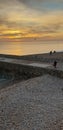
[53,61,57,68]
[53,50,56,53]
[50,51,52,55]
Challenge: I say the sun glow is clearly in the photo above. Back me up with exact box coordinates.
[0,0,63,41]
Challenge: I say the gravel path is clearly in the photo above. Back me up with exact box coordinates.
[0,74,63,130]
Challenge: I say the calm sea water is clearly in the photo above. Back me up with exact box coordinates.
[0,41,63,56]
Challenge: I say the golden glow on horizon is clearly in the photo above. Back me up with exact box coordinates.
[0,0,63,41]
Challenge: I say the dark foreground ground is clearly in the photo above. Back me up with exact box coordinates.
[0,52,63,130]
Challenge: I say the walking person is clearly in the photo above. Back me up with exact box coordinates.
[53,60,57,68]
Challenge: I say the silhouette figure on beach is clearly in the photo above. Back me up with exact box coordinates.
[53,50,56,53]
[50,50,56,55]
[50,51,52,55]
[53,61,57,68]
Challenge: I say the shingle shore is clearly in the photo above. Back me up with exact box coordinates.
[0,74,63,130]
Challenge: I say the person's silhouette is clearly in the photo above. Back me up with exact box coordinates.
[50,51,52,55]
[53,61,57,68]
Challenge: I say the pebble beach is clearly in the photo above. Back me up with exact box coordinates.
[0,52,63,130]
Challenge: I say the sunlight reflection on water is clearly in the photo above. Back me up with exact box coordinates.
[0,41,63,56]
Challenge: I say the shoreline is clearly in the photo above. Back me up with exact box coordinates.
[0,51,63,81]
[0,52,63,129]
[0,52,63,61]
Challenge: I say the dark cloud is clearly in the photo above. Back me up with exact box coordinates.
[18,0,63,5]
[0,14,21,29]
[0,33,18,37]
[19,0,44,8]
[17,0,63,13]
[27,22,63,35]
[42,23,61,32]
[0,15,8,25]
[0,32,29,38]
[18,0,46,11]
[18,0,43,4]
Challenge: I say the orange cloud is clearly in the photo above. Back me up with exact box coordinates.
[0,1,63,41]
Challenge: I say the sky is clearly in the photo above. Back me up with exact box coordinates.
[0,0,63,41]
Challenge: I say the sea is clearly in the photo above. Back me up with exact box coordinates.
[0,40,63,56]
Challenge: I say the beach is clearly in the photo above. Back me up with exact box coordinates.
[0,52,63,130]
[0,75,63,130]
[0,0,63,128]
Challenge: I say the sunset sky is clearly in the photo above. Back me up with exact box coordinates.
[0,0,63,41]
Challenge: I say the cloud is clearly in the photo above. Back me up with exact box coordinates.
[0,0,63,40]
[18,0,63,7]
[16,0,63,17]
[18,0,62,4]
[28,23,61,35]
